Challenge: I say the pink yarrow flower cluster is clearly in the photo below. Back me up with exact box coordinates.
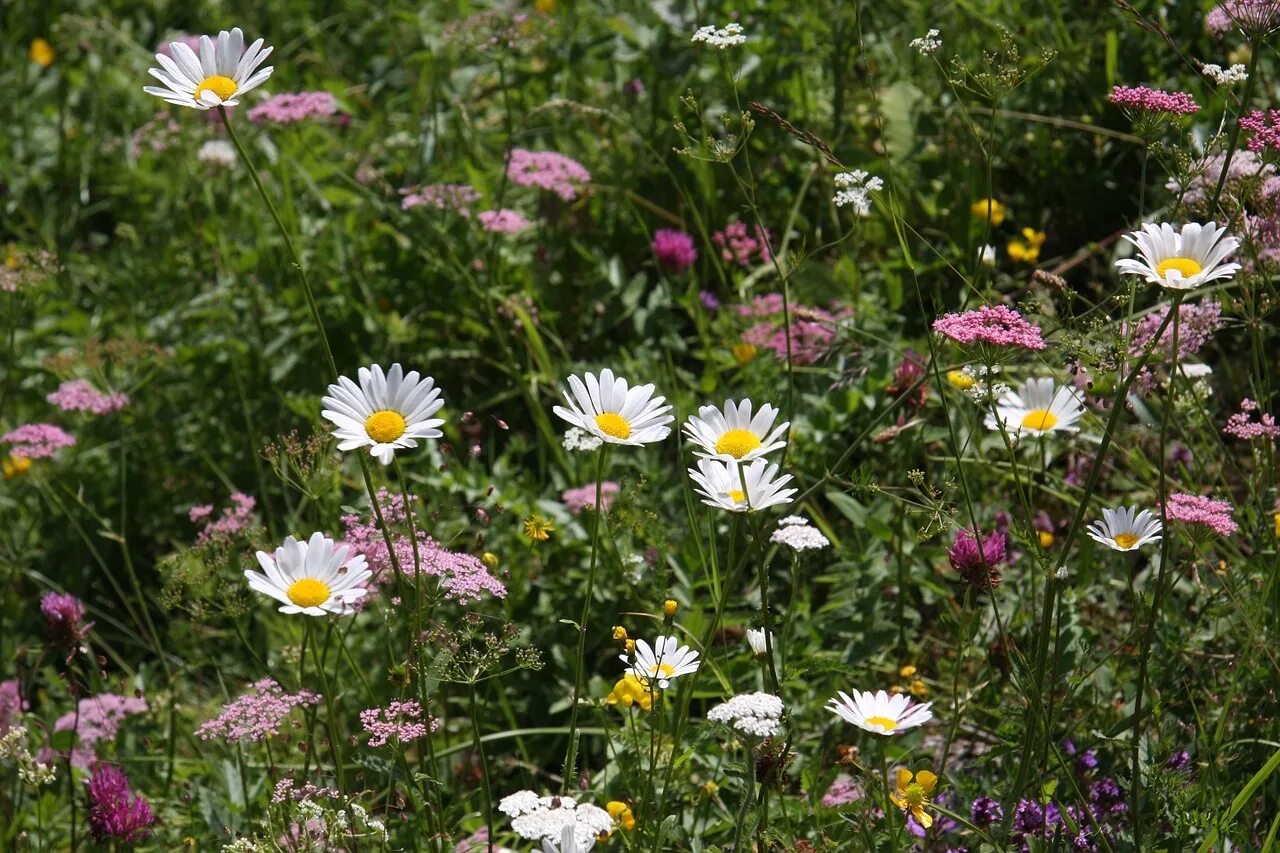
[933,305,1047,350]
[1164,493,1239,536]
[47,379,129,415]
[1108,86,1200,115]
[561,481,620,513]
[196,678,321,743]
[1126,300,1223,373]
[506,148,591,200]
[0,680,27,735]
[190,492,258,546]
[1206,0,1280,35]
[2,423,75,458]
[400,183,482,215]
[50,694,148,769]
[737,294,850,365]
[1223,399,1280,439]
[652,229,698,273]
[822,776,864,808]
[1240,109,1280,154]
[87,765,156,843]
[360,700,438,747]
[713,221,773,267]
[477,209,532,233]
[342,489,507,604]
[248,91,339,125]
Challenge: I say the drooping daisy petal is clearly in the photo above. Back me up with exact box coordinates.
[826,688,933,735]
[321,363,445,466]
[552,369,673,446]
[688,458,796,512]
[683,398,789,462]
[1115,221,1241,291]
[1086,505,1163,551]
[144,28,274,111]
[983,377,1084,437]
[244,532,371,616]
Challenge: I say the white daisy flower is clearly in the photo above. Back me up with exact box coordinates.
[321,363,445,466]
[1115,221,1241,291]
[983,377,1084,437]
[683,398,789,462]
[624,635,700,689]
[552,369,673,446]
[542,825,594,853]
[746,627,773,657]
[826,688,933,735]
[245,532,371,616]
[1086,505,1163,552]
[688,458,797,512]
[144,28,274,111]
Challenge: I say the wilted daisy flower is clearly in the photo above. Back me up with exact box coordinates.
[1115,222,1241,291]
[770,516,830,551]
[984,378,1084,437]
[553,369,673,446]
[826,688,933,735]
[321,363,445,465]
[144,28,274,110]
[1086,506,1163,551]
[706,692,785,739]
[683,399,789,462]
[244,532,371,616]
[688,458,796,512]
[691,22,746,49]
[624,636,700,688]
[746,627,774,656]
[909,28,942,55]
[832,170,884,216]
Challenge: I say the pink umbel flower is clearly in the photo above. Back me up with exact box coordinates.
[1240,109,1280,154]
[0,680,27,735]
[652,229,698,273]
[359,700,438,747]
[40,592,93,651]
[506,148,592,200]
[399,183,481,215]
[191,492,258,546]
[1206,0,1280,35]
[561,481,620,514]
[52,694,148,768]
[477,209,533,233]
[2,423,75,458]
[341,489,507,604]
[737,295,850,365]
[196,678,321,743]
[713,221,772,268]
[87,764,156,843]
[47,379,129,415]
[1223,399,1280,439]
[1164,493,1238,536]
[1108,86,1200,115]
[248,91,339,125]
[932,305,1047,350]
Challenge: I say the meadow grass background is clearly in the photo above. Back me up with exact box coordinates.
[2,0,1279,850]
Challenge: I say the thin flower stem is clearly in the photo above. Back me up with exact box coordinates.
[467,682,497,853]
[563,445,610,790]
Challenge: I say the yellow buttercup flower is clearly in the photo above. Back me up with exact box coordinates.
[663,599,678,618]
[889,768,938,829]
[606,673,655,711]
[30,38,55,68]
[3,455,32,479]
[909,679,928,698]
[522,514,555,542]
[971,198,1005,226]
[1039,530,1055,549]
[899,664,917,679]
[1007,228,1047,264]
[613,626,628,640]
[732,342,758,366]
[606,801,636,831]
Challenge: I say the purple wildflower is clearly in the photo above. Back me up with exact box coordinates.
[399,183,481,215]
[1224,398,1280,439]
[506,149,591,200]
[0,680,28,735]
[652,229,698,273]
[477,209,533,233]
[699,290,720,311]
[359,700,438,747]
[561,481,619,514]
[970,796,1004,826]
[712,221,772,267]
[1108,86,1200,115]
[933,305,1047,350]
[2,423,75,459]
[248,91,339,125]
[1167,751,1192,773]
[196,678,321,743]
[948,528,1007,588]
[821,775,864,807]
[40,592,93,652]
[87,764,156,842]
[46,380,129,415]
[192,492,258,546]
[1164,493,1239,536]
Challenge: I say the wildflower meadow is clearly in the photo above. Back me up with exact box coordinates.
[6,1,1280,850]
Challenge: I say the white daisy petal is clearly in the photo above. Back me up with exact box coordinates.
[321,363,446,465]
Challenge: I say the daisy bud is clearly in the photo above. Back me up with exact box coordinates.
[663,599,678,618]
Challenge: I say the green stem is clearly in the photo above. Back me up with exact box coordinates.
[468,682,496,853]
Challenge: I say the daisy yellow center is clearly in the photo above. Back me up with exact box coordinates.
[595,412,631,439]
[715,428,763,458]
[1021,409,1058,431]
[1155,257,1203,280]
[1113,533,1140,548]
[365,410,407,443]
[903,783,927,810]
[286,578,330,608]
[193,75,238,103]
[864,715,898,732]
[726,489,746,503]
[649,663,676,677]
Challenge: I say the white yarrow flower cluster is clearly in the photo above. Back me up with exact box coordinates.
[909,29,942,55]
[706,692,785,739]
[562,427,603,452]
[0,725,58,787]
[770,516,830,552]
[1202,63,1249,86]
[691,22,746,49]
[499,791,613,844]
[832,170,884,216]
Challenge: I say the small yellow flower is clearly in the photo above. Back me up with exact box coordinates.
[701,780,720,796]
[535,0,556,12]
[970,198,1005,226]
[663,599,678,618]
[909,679,928,698]
[606,673,655,711]
[522,514,555,542]
[889,768,938,829]
[899,664,917,679]
[1007,228,1047,264]
[732,342,758,366]
[1273,512,1280,537]
[481,551,500,568]
[30,38,55,69]
[625,639,636,655]
[946,369,975,390]
[1038,530,1055,549]
[612,626,628,640]
[3,455,32,479]
[606,801,636,831]
[889,684,905,695]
